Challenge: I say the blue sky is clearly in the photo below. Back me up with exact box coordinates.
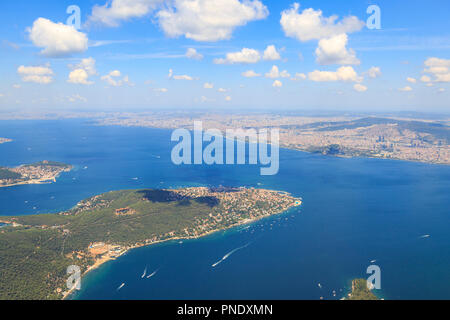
[0,0,449,112]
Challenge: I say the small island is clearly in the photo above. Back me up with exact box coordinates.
[0,138,12,144]
[0,187,302,300]
[0,161,72,188]
[345,279,379,300]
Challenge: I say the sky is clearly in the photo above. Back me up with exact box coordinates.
[0,0,449,113]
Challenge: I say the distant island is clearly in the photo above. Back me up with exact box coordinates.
[0,161,72,188]
[0,138,12,144]
[344,279,379,300]
[0,187,302,300]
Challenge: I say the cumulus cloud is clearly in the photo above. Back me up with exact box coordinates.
[17,65,54,84]
[218,88,228,92]
[280,3,364,42]
[101,70,132,86]
[154,88,168,93]
[242,70,261,78]
[265,65,290,79]
[68,69,93,85]
[214,48,261,64]
[315,34,359,65]
[308,66,361,82]
[420,75,431,83]
[291,72,306,81]
[204,82,214,89]
[353,83,367,92]
[89,0,163,27]
[272,80,283,88]
[225,96,232,101]
[399,86,413,92]
[263,45,281,61]
[68,57,97,85]
[28,18,88,57]
[168,69,195,80]
[406,77,417,84]
[366,67,382,79]
[186,48,204,60]
[423,57,450,82]
[156,0,268,41]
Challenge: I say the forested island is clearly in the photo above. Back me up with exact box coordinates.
[0,161,72,188]
[345,279,379,300]
[0,187,301,300]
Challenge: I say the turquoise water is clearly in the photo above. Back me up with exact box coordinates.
[0,120,449,300]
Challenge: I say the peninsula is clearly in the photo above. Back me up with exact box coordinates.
[0,161,72,188]
[0,187,302,300]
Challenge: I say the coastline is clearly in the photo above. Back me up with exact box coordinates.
[97,122,450,166]
[63,200,302,300]
[0,166,72,189]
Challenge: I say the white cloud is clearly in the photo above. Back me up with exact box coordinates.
[154,88,168,93]
[186,48,204,60]
[353,83,367,92]
[68,57,97,85]
[291,72,306,81]
[367,67,382,79]
[89,0,163,27]
[168,69,195,80]
[214,48,261,64]
[406,77,417,83]
[28,18,88,57]
[204,82,214,89]
[420,75,431,83]
[399,86,413,92]
[74,58,97,76]
[13,84,21,89]
[101,70,132,86]
[218,88,228,93]
[225,96,232,101]
[280,3,364,42]
[263,45,281,61]
[308,66,361,82]
[438,88,445,93]
[315,34,359,65]
[265,65,290,79]
[68,69,93,85]
[242,70,261,78]
[156,0,268,41]
[423,57,450,82]
[17,65,54,84]
[272,80,283,88]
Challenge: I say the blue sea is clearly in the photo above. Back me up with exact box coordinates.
[0,119,449,300]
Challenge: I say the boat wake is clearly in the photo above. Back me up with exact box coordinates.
[141,267,147,278]
[147,269,159,279]
[117,283,125,291]
[212,243,251,268]
[420,234,430,239]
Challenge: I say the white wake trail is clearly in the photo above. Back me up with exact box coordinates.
[212,243,251,268]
